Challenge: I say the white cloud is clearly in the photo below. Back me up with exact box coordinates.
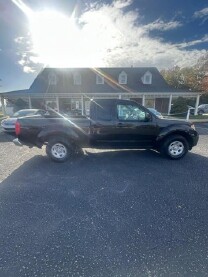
[15,0,207,72]
[15,35,43,73]
[23,66,36,73]
[194,7,208,19]
[175,35,208,48]
[144,19,182,31]
[113,0,133,9]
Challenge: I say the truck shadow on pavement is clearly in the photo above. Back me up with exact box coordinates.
[0,150,208,276]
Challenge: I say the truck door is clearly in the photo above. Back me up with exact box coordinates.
[114,101,159,147]
[90,99,158,148]
[90,100,117,145]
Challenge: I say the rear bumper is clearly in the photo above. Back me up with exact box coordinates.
[13,138,23,147]
[13,137,35,148]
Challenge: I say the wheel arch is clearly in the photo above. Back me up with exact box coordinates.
[156,131,193,150]
[38,130,80,148]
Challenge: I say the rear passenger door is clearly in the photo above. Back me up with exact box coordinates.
[90,100,117,144]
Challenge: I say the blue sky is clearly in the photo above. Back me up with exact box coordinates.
[0,0,207,92]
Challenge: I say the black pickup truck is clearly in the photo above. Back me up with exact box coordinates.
[13,99,199,162]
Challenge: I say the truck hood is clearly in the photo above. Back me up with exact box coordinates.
[157,117,192,127]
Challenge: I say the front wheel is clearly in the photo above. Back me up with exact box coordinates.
[46,138,72,162]
[160,135,189,160]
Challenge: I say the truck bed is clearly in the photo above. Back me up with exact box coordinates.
[17,114,91,147]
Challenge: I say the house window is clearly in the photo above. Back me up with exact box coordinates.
[48,73,57,85]
[119,71,127,84]
[142,71,152,85]
[73,73,81,85]
[96,74,104,84]
[71,99,81,114]
[45,100,58,111]
[145,98,155,108]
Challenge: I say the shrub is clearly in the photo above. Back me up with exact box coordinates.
[171,97,188,114]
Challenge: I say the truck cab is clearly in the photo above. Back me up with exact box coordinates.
[89,99,158,148]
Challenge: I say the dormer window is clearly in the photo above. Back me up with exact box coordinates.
[142,71,152,85]
[48,73,57,85]
[73,73,81,85]
[119,71,127,84]
[96,74,104,84]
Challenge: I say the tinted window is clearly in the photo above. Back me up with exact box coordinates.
[94,102,113,121]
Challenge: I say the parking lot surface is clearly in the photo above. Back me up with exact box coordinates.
[0,124,208,277]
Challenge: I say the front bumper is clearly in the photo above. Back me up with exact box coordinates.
[189,130,199,148]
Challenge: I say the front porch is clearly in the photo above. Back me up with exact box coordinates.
[0,91,201,116]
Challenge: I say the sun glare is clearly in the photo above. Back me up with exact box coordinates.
[28,9,119,67]
[12,0,121,67]
[29,11,85,67]
[29,10,110,67]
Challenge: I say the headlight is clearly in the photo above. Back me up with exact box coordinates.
[191,124,195,130]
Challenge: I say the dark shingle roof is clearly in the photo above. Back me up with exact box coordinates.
[29,67,179,94]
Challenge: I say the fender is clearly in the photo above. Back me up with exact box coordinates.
[37,124,82,146]
[156,124,192,143]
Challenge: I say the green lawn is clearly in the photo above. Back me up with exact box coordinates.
[189,114,208,119]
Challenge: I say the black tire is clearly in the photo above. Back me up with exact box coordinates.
[198,110,203,115]
[46,137,73,162]
[160,135,189,160]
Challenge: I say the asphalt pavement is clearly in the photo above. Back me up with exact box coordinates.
[0,124,208,277]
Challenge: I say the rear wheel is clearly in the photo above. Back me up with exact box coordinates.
[160,135,189,160]
[198,110,203,115]
[46,137,73,162]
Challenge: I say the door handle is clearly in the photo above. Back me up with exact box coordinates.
[117,122,125,127]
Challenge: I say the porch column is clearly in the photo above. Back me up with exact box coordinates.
[28,95,32,109]
[142,95,145,106]
[1,96,6,116]
[81,95,84,115]
[194,94,200,115]
[56,96,60,112]
[119,94,122,99]
[168,94,172,115]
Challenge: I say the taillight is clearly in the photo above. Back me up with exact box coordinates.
[15,121,21,136]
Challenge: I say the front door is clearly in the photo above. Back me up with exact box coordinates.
[114,102,159,148]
